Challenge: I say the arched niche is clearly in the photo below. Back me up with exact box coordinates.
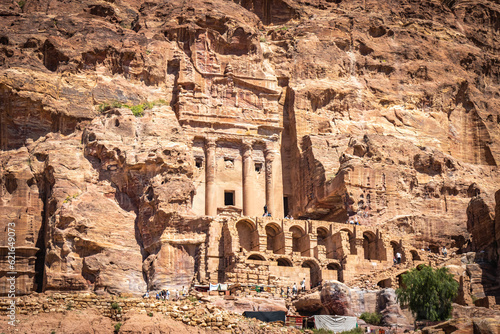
[236,219,259,252]
[339,228,356,256]
[363,231,377,261]
[301,259,321,288]
[410,250,421,261]
[248,254,266,261]
[266,223,284,254]
[317,227,328,247]
[326,262,342,282]
[277,258,293,267]
[391,240,404,263]
[290,225,307,254]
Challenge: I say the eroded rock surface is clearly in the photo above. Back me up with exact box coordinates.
[0,0,499,303]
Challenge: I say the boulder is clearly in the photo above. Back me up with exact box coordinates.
[377,289,412,327]
[320,281,351,315]
[293,291,322,313]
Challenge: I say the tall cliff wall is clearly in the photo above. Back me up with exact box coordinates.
[0,0,499,296]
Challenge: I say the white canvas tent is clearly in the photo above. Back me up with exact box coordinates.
[314,315,358,332]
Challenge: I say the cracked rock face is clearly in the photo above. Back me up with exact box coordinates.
[1,0,499,296]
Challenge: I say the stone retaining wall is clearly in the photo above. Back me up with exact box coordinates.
[0,293,265,330]
[0,293,169,320]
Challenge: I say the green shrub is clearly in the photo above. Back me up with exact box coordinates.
[396,265,458,321]
[129,104,145,117]
[259,37,266,42]
[187,295,198,303]
[111,302,120,309]
[359,312,382,325]
[18,1,25,9]
[312,329,333,334]
[340,328,363,334]
[97,100,166,117]
[147,312,153,317]
[114,322,122,332]
[98,102,111,112]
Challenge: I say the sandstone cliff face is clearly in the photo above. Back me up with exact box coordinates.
[0,0,499,297]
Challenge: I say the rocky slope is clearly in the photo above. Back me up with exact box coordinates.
[0,0,499,299]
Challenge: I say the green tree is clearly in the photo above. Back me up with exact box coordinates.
[396,265,458,321]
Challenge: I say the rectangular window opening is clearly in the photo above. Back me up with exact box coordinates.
[224,157,234,168]
[224,191,235,206]
[195,158,203,168]
[255,162,263,173]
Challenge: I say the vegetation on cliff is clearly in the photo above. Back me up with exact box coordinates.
[396,265,458,321]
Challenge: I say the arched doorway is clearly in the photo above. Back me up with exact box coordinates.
[326,262,342,282]
[236,219,258,252]
[266,223,284,254]
[277,258,293,266]
[290,225,309,256]
[377,278,392,288]
[391,241,403,263]
[363,231,377,260]
[340,228,356,256]
[248,254,266,261]
[410,250,421,261]
[302,260,321,288]
[317,227,334,259]
[396,271,408,289]
[317,227,328,247]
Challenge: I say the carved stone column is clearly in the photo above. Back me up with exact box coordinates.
[242,142,253,216]
[265,140,284,218]
[264,146,276,216]
[205,137,217,216]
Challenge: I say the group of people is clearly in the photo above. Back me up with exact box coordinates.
[154,286,188,301]
[347,217,361,225]
[279,278,308,298]
[263,205,272,217]
[421,246,448,257]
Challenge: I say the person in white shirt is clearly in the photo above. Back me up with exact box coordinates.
[396,252,402,264]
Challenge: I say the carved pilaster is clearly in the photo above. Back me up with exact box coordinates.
[205,137,217,216]
[264,145,276,216]
[355,238,365,259]
[242,141,253,216]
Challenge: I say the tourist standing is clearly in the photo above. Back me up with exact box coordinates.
[182,285,187,297]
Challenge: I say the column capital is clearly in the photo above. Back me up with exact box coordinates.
[205,136,217,148]
[242,139,253,149]
[264,148,278,162]
[242,140,253,158]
